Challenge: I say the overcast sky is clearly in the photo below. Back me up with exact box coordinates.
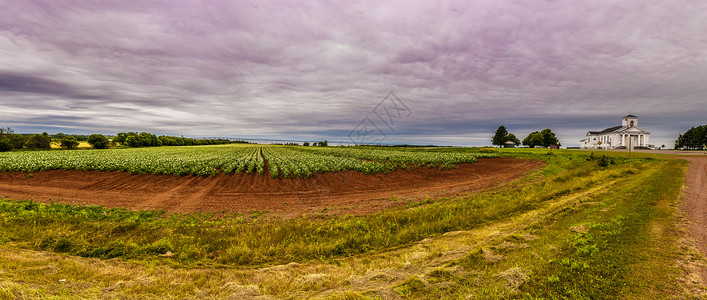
[1,1,706,147]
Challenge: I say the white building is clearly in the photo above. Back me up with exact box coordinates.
[580,115,652,149]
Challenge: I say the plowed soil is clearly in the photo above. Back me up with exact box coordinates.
[0,157,542,217]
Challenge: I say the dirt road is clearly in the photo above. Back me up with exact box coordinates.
[0,157,542,217]
[680,156,707,255]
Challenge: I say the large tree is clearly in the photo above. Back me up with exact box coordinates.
[0,127,14,151]
[0,138,10,152]
[87,134,110,149]
[506,133,521,145]
[523,131,543,148]
[523,129,560,148]
[675,125,707,150]
[492,126,522,147]
[540,128,560,147]
[492,126,509,147]
[25,132,51,149]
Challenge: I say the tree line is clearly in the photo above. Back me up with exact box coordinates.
[675,125,707,150]
[112,132,232,147]
[0,127,236,152]
[0,128,53,151]
[492,126,560,148]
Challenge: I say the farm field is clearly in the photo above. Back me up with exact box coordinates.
[0,156,539,216]
[0,144,496,177]
[0,147,705,299]
[0,144,512,216]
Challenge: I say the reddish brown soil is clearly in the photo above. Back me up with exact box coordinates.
[0,157,542,217]
[679,156,707,255]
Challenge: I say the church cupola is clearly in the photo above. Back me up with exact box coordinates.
[622,115,638,127]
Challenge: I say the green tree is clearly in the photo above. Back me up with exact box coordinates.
[124,135,142,147]
[25,132,51,149]
[139,132,161,147]
[60,136,79,149]
[303,142,310,146]
[0,127,12,137]
[492,126,522,147]
[676,125,707,150]
[87,134,110,149]
[540,128,560,147]
[506,133,520,145]
[0,138,11,152]
[0,127,24,150]
[675,133,683,149]
[6,134,26,149]
[523,131,543,148]
[523,129,560,148]
[492,126,509,147]
[114,132,128,144]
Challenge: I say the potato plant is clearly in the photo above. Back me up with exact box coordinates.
[0,144,496,177]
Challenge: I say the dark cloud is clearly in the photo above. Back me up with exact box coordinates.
[1,1,706,146]
[0,73,76,96]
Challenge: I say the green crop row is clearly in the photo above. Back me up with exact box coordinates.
[0,144,261,176]
[263,146,392,178]
[295,146,497,169]
[0,144,496,177]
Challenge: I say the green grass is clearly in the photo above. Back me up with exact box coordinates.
[518,159,687,298]
[0,148,699,298]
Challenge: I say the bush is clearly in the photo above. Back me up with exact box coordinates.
[60,136,79,149]
[124,135,142,147]
[0,138,11,152]
[25,133,51,149]
[6,134,26,149]
[87,134,110,149]
[597,155,613,168]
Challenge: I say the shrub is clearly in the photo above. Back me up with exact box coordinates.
[25,132,51,149]
[124,135,143,147]
[6,134,26,149]
[60,136,79,149]
[597,155,613,168]
[87,134,110,149]
[0,138,11,152]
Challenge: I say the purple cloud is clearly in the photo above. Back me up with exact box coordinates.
[1,0,706,146]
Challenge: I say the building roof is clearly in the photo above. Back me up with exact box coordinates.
[588,125,623,135]
[588,125,650,135]
[623,114,637,118]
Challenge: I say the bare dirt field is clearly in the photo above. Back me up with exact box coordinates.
[0,157,542,217]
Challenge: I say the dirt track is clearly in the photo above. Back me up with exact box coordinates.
[680,156,707,255]
[0,157,542,217]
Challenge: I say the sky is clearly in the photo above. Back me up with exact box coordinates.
[1,1,706,147]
